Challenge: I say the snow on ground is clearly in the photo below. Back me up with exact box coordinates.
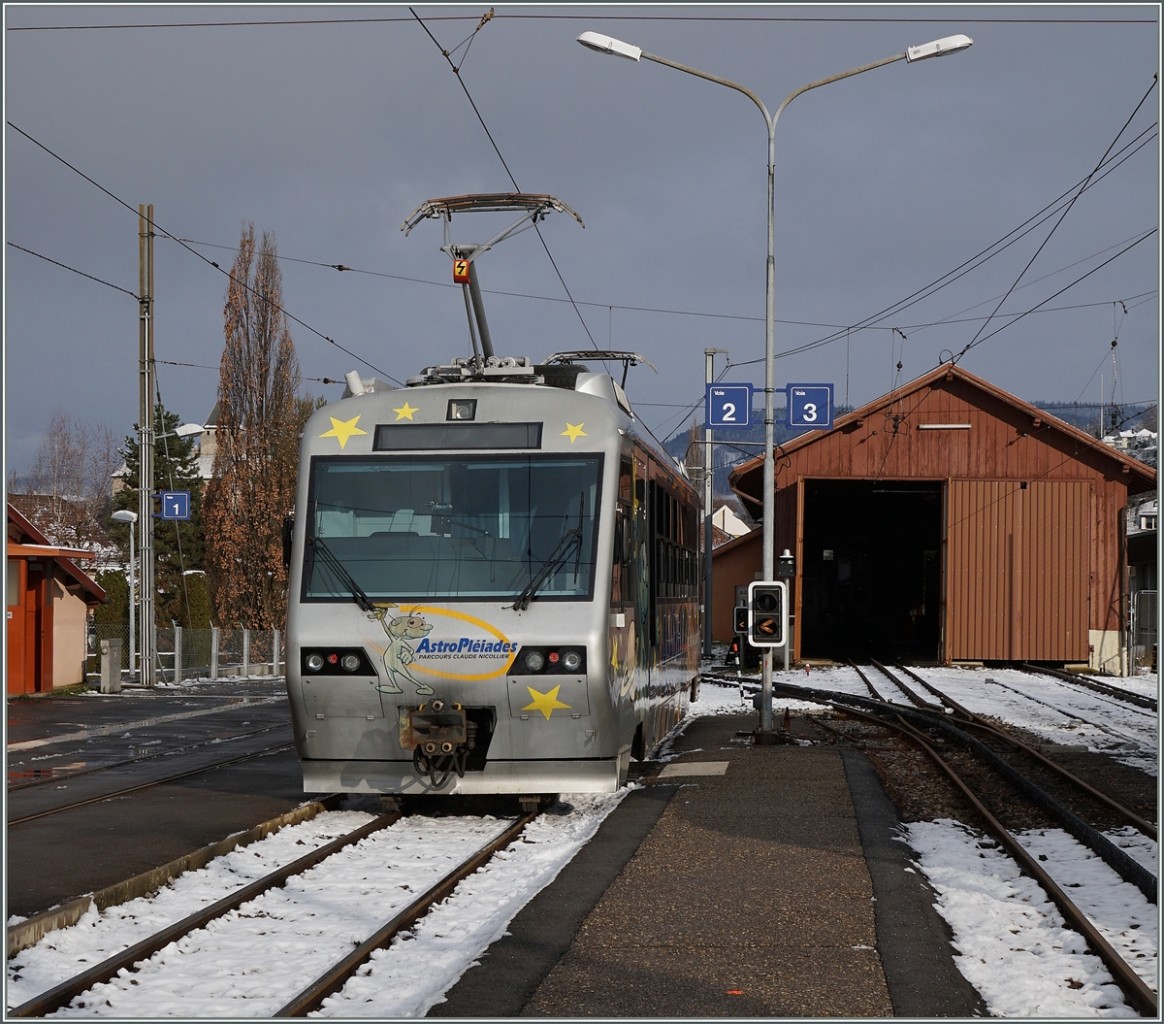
[5,664,1158,1017]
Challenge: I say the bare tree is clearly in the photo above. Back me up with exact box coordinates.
[15,412,120,547]
[203,224,305,627]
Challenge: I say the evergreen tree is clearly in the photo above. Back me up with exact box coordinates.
[92,569,128,627]
[112,404,206,627]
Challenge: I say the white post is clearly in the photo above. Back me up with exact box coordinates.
[111,509,138,679]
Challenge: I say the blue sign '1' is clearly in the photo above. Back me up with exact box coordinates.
[159,491,192,521]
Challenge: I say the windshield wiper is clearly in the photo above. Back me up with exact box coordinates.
[513,527,582,611]
[513,493,586,611]
[310,537,374,613]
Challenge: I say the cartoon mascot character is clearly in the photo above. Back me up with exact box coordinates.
[372,605,434,696]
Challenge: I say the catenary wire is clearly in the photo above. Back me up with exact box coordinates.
[951,76,1159,364]
[5,121,402,387]
[408,7,600,351]
[7,12,1156,31]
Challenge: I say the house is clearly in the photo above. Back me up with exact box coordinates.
[711,502,752,539]
[7,503,107,694]
[1125,490,1157,672]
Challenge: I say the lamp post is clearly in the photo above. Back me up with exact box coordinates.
[578,29,972,740]
[139,421,204,688]
[111,509,138,680]
[703,347,727,660]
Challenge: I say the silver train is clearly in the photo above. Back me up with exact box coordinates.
[284,350,702,800]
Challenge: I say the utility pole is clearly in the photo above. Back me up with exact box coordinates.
[138,204,156,687]
[703,347,727,659]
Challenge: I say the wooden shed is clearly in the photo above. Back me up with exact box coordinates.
[7,504,106,694]
[726,363,1156,671]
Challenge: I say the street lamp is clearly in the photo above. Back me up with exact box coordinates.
[578,29,972,740]
[139,421,204,687]
[703,347,728,660]
[111,509,138,680]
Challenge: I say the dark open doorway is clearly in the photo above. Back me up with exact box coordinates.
[800,480,943,661]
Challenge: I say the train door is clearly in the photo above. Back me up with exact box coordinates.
[612,456,636,610]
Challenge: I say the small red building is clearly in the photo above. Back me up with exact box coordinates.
[720,364,1156,671]
[7,504,107,694]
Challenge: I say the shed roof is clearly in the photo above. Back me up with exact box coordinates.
[730,362,1156,519]
[6,504,107,605]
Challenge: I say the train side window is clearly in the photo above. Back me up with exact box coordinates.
[282,514,294,568]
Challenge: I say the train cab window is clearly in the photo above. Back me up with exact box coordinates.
[302,454,603,602]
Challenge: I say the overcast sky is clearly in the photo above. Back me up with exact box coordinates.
[3,4,1159,482]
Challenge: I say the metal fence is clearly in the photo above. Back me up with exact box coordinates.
[90,623,284,684]
[1130,589,1158,673]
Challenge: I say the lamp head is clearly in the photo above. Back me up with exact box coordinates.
[111,510,138,524]
[577,31,642,62]
[905,34,973,62]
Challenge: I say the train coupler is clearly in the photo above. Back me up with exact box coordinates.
[401,699,476,786]
[400,698,468,753]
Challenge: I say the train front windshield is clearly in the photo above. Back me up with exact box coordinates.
[303,454,602,603]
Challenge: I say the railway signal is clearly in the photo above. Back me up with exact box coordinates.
[747,580,787,647]
[733,605,749,634]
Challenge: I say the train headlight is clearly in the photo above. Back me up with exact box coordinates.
[300,647,375,676]
[513,646,586,674]
[447,398,477,421]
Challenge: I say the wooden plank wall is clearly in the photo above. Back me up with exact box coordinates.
[945,479,1091,662]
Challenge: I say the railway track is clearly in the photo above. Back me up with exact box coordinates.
[7,808,539,1018]
[843,699,1157,1017]
[6,722,290,792]
[866,661,1156,843]
[6,741,294,826]
[1020,662,1158,712]
[701,664,1158,1016]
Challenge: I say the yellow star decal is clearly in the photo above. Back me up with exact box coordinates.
[561,422,587,443]
[522,684,572,720]
[394,401,419,421]
[320,415,368,450]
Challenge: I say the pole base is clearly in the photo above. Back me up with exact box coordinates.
[752,728,784,746]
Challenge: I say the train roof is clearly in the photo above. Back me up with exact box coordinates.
[338,351,690,483]
[346,351,655,413]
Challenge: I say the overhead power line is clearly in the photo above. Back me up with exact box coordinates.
[7,12,1155,31]
[952,73,1159,364]
[408,6,599,351]
[172,235,1157,336]
[6,241,139,299]
[6,120,401,386]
